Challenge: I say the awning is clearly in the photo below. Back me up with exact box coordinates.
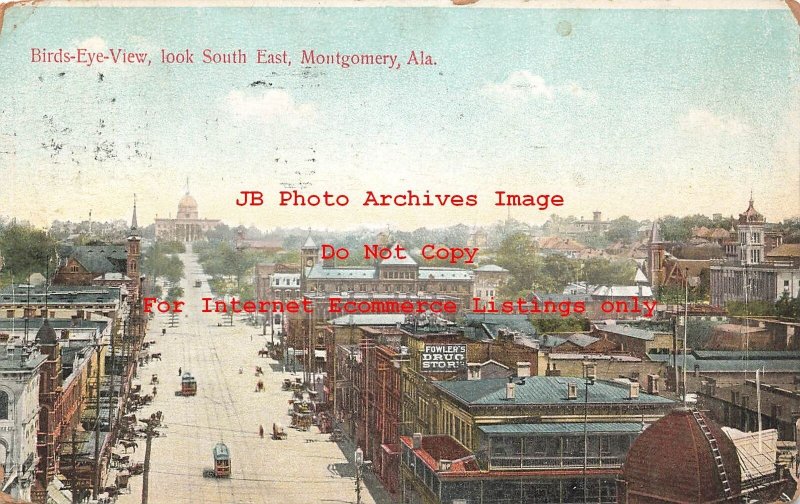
[381,443,400,455]
[478,422,644,436]
[314,349,326,360]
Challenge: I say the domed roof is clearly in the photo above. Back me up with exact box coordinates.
[178,193,198,210]
[36,319,58,345]
[621,408,741,503]
[738,196,764,225]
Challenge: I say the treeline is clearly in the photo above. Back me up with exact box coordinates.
[495,233,636,297]
[0,222,57,287]
[726,292,800,320]
[141,241,185,297]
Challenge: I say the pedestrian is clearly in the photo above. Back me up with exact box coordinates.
[259,425,264,439]
[250,335,253,341]
[152,386,157,397]
[178,367,182,376]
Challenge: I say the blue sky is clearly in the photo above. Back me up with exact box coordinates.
[0,5,798,230]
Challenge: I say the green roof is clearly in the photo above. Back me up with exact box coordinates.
[648,353,800,373]
[434,377,674,406]
[479,422,645,436]
[595,324,655,341]
[306,264,375,280]
[693,350,800,360]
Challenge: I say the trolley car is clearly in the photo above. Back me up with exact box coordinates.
[181,373,197,396]
[213,442,231,478]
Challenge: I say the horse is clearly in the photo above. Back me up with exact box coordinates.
[257,349,269,358]
[119,440,138,453]
[150,353,162,361]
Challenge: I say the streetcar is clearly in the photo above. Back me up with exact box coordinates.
[181,372,197,396]
[212,442,231,478]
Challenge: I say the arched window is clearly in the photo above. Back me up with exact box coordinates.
[0,391,9,420]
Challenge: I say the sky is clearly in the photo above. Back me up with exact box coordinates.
[0,3,798,231]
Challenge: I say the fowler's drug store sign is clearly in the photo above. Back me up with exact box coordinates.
[421,344,466,372]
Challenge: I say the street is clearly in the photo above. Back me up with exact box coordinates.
[114,250,382,504]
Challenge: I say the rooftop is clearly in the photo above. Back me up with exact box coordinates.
[434,377,673,406]
[478,422,644,436]
[418,267,472,280]
[0,285,122,305]
[594,323,656,341]
[648,351,800,373]
[399,435,480,476]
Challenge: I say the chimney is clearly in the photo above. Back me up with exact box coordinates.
[567,382,578,400]
[583,361,597,382]
[647,374,660,395]
[628,382,640,400]
[505,382,515,400]
[516,362,531,378]
[412,432,422,450]
[467,363,481,381]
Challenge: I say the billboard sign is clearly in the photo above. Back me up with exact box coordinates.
[421,344,466,372]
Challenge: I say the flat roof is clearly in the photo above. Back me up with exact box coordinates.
[434,377,673,406]
[479,422,645,436]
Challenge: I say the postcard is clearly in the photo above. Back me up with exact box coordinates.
[0,1,798,503]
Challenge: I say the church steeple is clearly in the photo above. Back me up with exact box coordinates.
[131,194,139,232]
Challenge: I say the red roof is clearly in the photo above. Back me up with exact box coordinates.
[621,408,741,503]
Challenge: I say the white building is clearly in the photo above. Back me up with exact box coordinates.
[0,337,45,501]
[710,198,800,306]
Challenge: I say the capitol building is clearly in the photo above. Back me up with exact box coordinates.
[154,190,221,242]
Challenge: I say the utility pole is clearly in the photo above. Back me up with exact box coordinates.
[141,418,157,504]
[109,321,120,440]
[93,344,102,500]
[70,429,79,504]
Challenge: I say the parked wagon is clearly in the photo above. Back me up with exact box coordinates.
[213,442,231,478]
[181,373,197,396]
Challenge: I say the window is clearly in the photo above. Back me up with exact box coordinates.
[5,310,13,319]
[0,390,8,420]
[69,265,79,273]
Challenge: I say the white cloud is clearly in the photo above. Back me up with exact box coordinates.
[76,36,108,53]
[678,108,749,136]
[224,89,315,126]
[482,71,555,102]
[481,72,596,105]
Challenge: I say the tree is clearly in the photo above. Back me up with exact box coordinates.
[539,255,579,293]
[582,258,636,286]
[166,286,184,301]
[0,224,57,281]
[775,292,800,320]
[531,316,589,334]
[495,233,540,296]
[725,300,776,317]
[141,242,185,284]
[606,216,640,244]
